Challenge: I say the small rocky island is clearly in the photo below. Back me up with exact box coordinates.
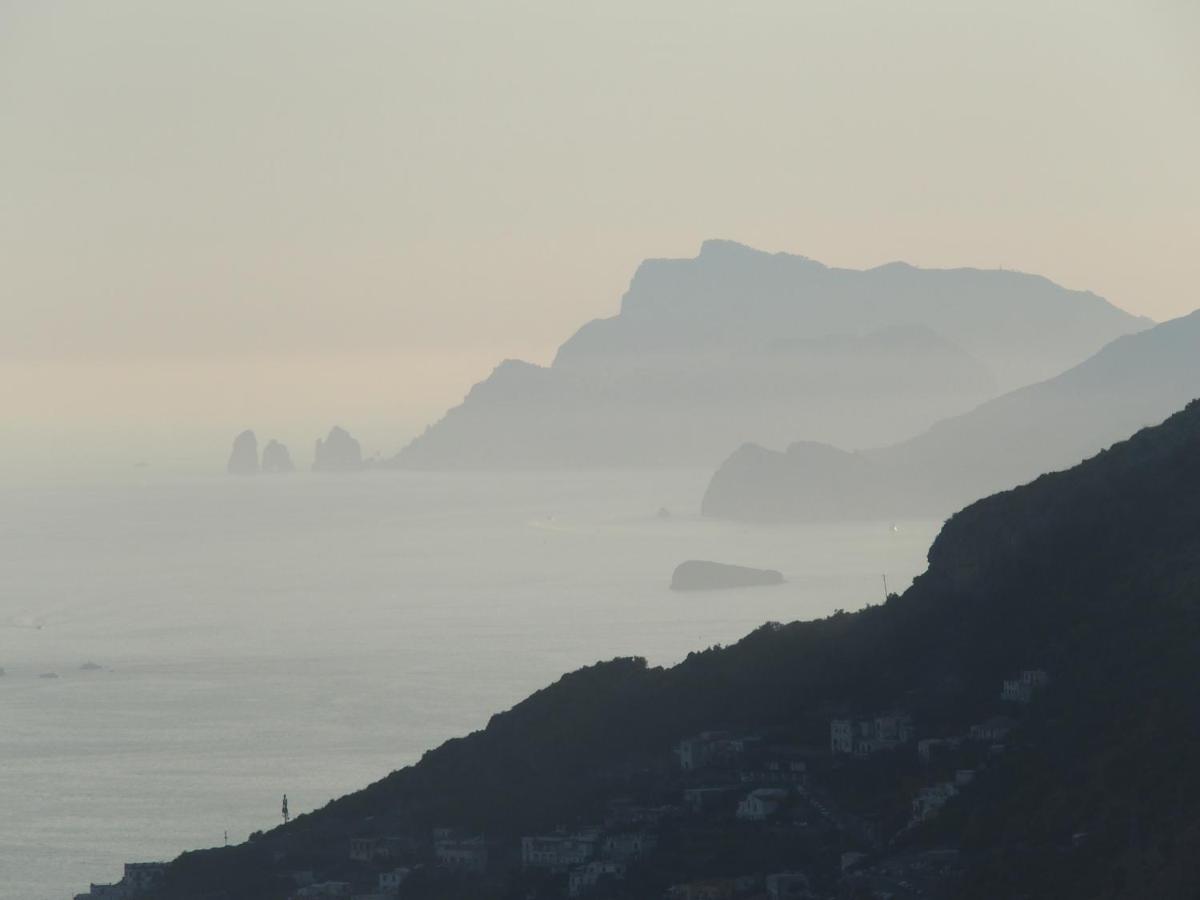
[261,439,294,473]
[226,429,259,475]
[226,431,294,475]
[669,559,784,591]
[313,426,365,472]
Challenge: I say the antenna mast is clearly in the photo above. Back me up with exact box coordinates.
[282,794,290,825]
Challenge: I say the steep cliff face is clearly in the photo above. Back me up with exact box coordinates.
[553,240,1145,388]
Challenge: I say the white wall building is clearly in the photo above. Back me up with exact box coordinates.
[522,830,600,870]
[736,787,790,821]
[434,835,489,872]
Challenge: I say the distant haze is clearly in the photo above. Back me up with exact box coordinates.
[2,1,1197,470]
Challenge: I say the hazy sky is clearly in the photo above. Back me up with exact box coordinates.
[2,0,1197,466]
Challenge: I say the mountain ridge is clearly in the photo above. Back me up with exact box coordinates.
[394,242,1146,470]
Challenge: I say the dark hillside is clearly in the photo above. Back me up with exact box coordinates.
[158,402,1200,899]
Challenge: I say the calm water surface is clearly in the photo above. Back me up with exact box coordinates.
[0,469,940,899]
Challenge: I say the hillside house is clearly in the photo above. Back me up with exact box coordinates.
[434,835,488,872]
[1001,669,1050,703]
[666,879,743,900]
[831,712,914,756]
[683,785,742,814]
[292,883,353,899]
[522,830,600,870]
[676,731,735,770]
[917,737,962,762]
[568,860,626,897]
[970,716,1017,743]
[911,783,958,824]
[601,831,658,861]
[736,787,791,820]
[738,747,808,786]
[377,868,411,894]
[605,800,682,827]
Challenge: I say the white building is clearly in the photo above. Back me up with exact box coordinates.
[434,835,488,872]
[736,787,790,820]
[378,868,411,894]
[829,719,858,755]
[739,758,807,786]
[522,830,600,870]
[917,737,962,762]
[676,731,734,770]
[970,716,1017,743]
[831,713,914,756]
[1002,669,1050,703]
[601,831,657,861]
[911,782,958,823]
[683,785,740,814]
[292,883,353,899]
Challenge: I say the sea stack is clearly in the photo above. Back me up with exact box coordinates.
[261,440,295,474]
[670,560,784,591]
[226,430,259,475]
[313,426,364,472]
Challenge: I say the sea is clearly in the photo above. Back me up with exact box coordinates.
[0,468,940,900]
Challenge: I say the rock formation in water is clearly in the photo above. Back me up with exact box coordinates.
[261,440,295,474]
[226,430,259,475]
[669,559,784,591]
[313,426,364,472]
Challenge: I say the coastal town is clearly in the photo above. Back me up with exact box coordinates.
[76,671,1049,900]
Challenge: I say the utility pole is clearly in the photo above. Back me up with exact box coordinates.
[882,573,889,601]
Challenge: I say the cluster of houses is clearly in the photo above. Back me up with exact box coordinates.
[829,712,915,757]
[674,731,814,826]
[839,847,965,897]
[83,669,1050,900]
[664,871,819,900]
[1001,668,1050,704]
[909,769,976,826]
[521,825,659,896]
